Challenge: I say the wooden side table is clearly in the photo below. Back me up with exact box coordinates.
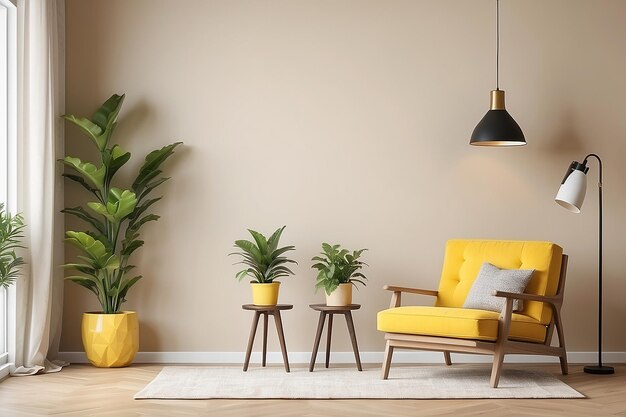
[309,304,362,372]
[242,304,292,372]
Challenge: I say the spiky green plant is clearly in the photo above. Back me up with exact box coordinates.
[312,243,367,295]
[62,93,182,313]
[0,203,25,289]
[231,226,297,283]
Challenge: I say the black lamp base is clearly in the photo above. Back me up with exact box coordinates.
[584,365,615,375]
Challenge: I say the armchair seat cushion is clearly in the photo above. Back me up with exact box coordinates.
[377,306,547,343]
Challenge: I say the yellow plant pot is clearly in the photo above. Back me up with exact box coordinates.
[251,282,280,306]
[81,311,139,368]
[326,283,353,306]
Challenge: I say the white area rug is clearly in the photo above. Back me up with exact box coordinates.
[134,366,584,399]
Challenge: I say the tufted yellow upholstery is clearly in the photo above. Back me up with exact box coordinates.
[434,240,563,325]
[377,240,563,342]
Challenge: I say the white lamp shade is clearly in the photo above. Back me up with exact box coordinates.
[555,169,587,213]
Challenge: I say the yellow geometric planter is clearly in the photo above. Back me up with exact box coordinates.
[251,282,280,306]
[81,311,139,368]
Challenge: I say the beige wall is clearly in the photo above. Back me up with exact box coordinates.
[62,0,626,354]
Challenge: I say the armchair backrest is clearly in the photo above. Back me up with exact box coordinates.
[435,239,564,324]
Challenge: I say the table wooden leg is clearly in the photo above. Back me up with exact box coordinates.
[325,313,333,368]
[243,311,260,371]
[344,312,362,371]
[309,312,326,372]
[273,310,290,373]
[262,312,268,367]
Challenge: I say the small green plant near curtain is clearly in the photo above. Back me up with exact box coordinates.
[62,94,182,313]
[312,243,367,295]
[0,203,26,289]
[230,226,297,283]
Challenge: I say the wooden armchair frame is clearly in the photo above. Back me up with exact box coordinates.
[381,254,569,388]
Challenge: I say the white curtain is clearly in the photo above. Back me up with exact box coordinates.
[10,0,66,376]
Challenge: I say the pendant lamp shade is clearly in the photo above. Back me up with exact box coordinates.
[470,90,526,146]
[470,1,526,147]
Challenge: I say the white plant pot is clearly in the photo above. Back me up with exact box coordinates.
[326,283,353,306]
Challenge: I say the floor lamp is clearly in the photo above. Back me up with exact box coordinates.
[555,153,614,375]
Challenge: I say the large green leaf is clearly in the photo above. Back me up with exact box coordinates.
[62,157,105,190]
[61,206,106,235]
[91,94,124,131]
[88,188,138,223]
[132,142,182,195]
[65,275,100,295]
[248,229,269,258]
[127,214,160,235]
[103,145,131,186]
[65,231,119,271]
[137,177,169,202]
[267,226,285,252]
[63,94,124,151]
[234,240,264,264]
[128,198,161,224]
[121,238,144,257]
[63,115,107,151]
[62,173,99,196]
[115,275,142,305]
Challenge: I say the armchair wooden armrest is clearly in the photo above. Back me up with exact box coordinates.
[384,285,438,308]
[384,285,438,296]
[492,290,562,307]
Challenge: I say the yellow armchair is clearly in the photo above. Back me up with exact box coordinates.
[377,239,568,388]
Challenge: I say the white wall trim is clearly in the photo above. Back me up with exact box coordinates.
[0,362,10,380]
[58,351,626,365]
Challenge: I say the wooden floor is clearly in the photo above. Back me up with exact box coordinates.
[0,364,624,417]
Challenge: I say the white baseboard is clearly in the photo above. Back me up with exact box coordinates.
[58,351,626,365]
[0,363,10,380]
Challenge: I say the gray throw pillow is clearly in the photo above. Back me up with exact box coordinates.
[463,262,535,313]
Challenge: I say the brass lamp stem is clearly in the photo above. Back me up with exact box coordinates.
[490,89,505,110]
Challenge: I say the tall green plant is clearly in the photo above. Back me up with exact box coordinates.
[312,243,367,295]
[0,203,25,289]
[62,94,182,313]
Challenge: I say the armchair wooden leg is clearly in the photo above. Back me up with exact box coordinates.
[559,353,569,376]
[443,351,452,366]
[382,339,394,380]
[490,297,513,388]
[554,311,568,375]
[490,344,506,388]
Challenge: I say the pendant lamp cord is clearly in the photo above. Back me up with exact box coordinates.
[496,0,500,90]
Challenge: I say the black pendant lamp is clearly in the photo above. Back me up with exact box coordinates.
[470,0,526,146]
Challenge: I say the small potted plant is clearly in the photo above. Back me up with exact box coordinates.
[231,226,296,306]
[312,243,367,306]
[0,203,26,289]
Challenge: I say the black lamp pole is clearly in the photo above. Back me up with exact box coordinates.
[583,154,614,375]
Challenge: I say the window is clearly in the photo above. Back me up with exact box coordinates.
[0,0,16,375]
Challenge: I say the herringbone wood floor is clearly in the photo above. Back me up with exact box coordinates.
[0,364,624,417]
